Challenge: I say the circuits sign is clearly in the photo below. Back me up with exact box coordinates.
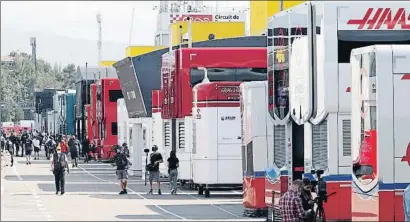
[214,13,244,22]
[170,12,245,23]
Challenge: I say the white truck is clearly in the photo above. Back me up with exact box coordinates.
[266,2,410,221]
[351,45,410,222]
[191,82,243,197]
[240,81,275,211]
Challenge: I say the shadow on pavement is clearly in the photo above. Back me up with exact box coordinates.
[37,183,120,192]
[116,214,180,220]
[145,204,246,220]
[89,193,143,200]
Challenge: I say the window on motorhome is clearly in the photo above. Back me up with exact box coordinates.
[109,90,123,102]
[111,122,118,135]
[337,30,410,63]
[189,68,267,86]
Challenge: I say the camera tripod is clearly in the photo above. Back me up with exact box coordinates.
[312,192,336,222]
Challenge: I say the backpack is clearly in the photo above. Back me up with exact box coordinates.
[116,154,128,168]
[53,153,67,171]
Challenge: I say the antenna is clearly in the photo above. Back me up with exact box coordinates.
[128,8,135,47]
[97,12,102,66]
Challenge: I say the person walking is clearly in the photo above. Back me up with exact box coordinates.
[60,139,68,155]
[1,134,5,151]
[147,145,163,195]
[167,150,179,195]
[46,136,57,160]
[114,146,130,195]
[82,139,90,163]
[90,141,97,161]
[32,136,41,160]
[50,145,70,195]
[68,136,78,168]
[25,138,33,165]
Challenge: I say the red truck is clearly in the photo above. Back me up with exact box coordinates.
[96,78,123,159]
[160,47,267,192]
[161,47,267,120]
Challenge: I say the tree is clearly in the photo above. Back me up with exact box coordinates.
[0,51,76,121]
[12,107,24,123]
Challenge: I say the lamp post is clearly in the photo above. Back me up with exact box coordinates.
[53,110,58,135]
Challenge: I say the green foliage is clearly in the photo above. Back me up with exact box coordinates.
[0,51,76,122]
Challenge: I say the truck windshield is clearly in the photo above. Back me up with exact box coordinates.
[190,68,267,86]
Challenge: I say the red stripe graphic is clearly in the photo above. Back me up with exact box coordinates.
[401,74,410,80]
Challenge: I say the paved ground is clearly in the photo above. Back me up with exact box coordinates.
[1,153,265,221]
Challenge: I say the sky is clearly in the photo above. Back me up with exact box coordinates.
[1,1,248,65]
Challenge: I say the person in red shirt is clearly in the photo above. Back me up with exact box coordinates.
[60,139,68,154]
[279,179,311,222]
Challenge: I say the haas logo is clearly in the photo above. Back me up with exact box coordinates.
[347,8,410,30]
[401,143,410,166]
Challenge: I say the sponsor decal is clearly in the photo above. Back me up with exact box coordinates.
[347,8,410,29]
[401,142,410,166]
[170,14,213,23]
[220,116,235,121]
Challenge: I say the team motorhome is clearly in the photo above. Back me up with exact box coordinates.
[191,81,243,197]
[117,98,152,177]
[350,45,410,222]
[96,78,123,159]
[161,47,267,186]
[240,81,274,212]
[265,2,410,221]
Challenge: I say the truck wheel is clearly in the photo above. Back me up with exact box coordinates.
[204,188,210,198]
[198,185,204,195]
[180,180,186,187]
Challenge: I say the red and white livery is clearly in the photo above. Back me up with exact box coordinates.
[241,81,274,210]
[192,81,243,197]
[351,45,410,222]
[266,2,410,221]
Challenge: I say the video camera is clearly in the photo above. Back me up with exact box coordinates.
[310,169,328,202]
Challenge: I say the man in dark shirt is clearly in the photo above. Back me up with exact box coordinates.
[300,178,314,222]
[115,147,130,195]
[25,138,33,165]
[147,145,163,195]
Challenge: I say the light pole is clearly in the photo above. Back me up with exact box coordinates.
[53,110,58,135]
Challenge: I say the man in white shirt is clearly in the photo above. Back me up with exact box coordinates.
[32,137,41,160]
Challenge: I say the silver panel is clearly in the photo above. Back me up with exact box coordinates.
[312,119,328,170]
[274,125,286,168]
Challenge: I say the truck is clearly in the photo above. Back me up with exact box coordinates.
[161,47,267,189]
[240,81,274,214]
[265,2,410,221]
[350,45,410,221]
[192,81,243,197]
[65,93,76,135]
[96,78,124,159]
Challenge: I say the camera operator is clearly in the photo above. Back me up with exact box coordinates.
[300,178,314,222]
[279,179,312,222]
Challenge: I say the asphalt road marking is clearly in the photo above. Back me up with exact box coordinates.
[78,165,188,220]
[177,189,242,218]
[12,166,56,221]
